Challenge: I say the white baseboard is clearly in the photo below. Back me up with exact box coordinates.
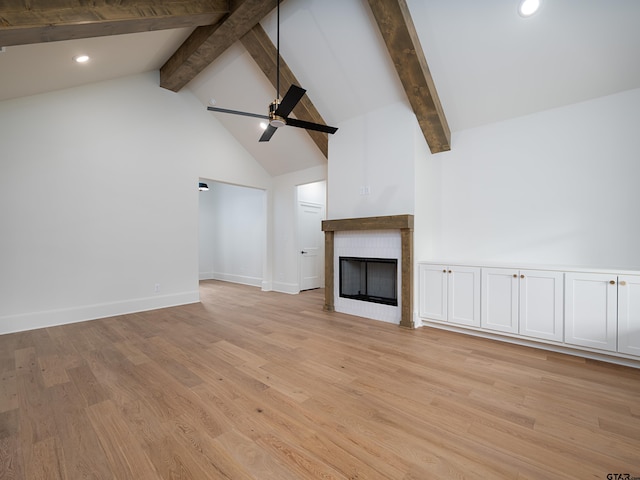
[199,271,215,280]
[272,281,300,295]
[420,320,640,369]
[212,272,263,288]
[0,290,200,335]
[261,280,273,291]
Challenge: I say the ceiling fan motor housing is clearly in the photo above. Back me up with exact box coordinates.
[269,100,286,127]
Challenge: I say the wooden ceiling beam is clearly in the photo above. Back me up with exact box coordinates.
[367,0,451,153]
[159,0,278,92]
[0,1,228,47]
[240,24,330,159]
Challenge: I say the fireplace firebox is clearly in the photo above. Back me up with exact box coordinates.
[339,257,398,306]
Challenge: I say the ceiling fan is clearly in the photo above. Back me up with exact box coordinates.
[206,0,338,142]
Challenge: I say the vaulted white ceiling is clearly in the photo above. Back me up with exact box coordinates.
[2,0,639,175]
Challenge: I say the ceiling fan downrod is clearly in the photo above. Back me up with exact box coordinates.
[269,0,286,128]
[276,0,280,102]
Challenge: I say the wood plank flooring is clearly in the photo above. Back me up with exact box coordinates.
[1,280,639,479]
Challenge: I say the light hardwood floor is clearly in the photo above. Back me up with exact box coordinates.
[1,280,639,479]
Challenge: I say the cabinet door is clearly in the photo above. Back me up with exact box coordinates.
[419,264,447,322]
[618,274,640,356]
[565,272,617,352]
[519,270,564,342]
[481,268,519,333]
[448,266,481,327]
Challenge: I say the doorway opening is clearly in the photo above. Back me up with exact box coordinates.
[198,179,267,288]
[297,181,326,291]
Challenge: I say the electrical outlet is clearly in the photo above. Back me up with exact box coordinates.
[154,283,160,293]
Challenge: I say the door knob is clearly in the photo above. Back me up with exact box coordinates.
[301,250,308,254]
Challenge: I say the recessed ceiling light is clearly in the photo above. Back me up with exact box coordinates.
[73,54,90,63]
[209,98,217,106]
[518,0,540,17]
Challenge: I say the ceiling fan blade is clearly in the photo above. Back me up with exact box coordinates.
[285,117,338,134]
[207,106,268,120]
[259,125,278,142]
[275,85,306,117]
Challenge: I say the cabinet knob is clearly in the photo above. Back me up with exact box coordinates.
[609,280,616,285]
[513,274,517,278]
[619,280,627,286]
[448,270,452,274]
[442,269,446,273]
[521,274,525,279]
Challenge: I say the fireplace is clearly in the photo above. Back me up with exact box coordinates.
[339,257,398,306]
[321,215,414,328]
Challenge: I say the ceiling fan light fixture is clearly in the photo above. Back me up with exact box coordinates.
[270,116,286,128]
[268,100,286,127]
[518,0,540,17]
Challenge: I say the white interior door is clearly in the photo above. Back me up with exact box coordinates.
[298,202,324,291]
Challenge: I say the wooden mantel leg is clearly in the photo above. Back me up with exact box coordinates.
[400,227,414,328]
[324,231,335,312]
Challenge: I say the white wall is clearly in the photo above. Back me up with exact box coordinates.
[297,180,326,205]
[328,101,416,219]
[415,87,640,270]
[414,120,441,263]
[271,165,327,293]
[199,181,266,287]
[0,72,270,334]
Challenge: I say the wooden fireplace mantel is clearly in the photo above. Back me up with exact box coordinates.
[321,215,414,328]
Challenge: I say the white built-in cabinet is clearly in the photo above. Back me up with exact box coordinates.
[481,268,563,341]
[418,264,480,327]
[565,273,640,354]
[618,275,640,356]
[418,262,640,365]
[565,273,617,352]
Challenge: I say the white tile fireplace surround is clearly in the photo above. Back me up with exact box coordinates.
[321,215,414,328]
[334,231,402,324]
